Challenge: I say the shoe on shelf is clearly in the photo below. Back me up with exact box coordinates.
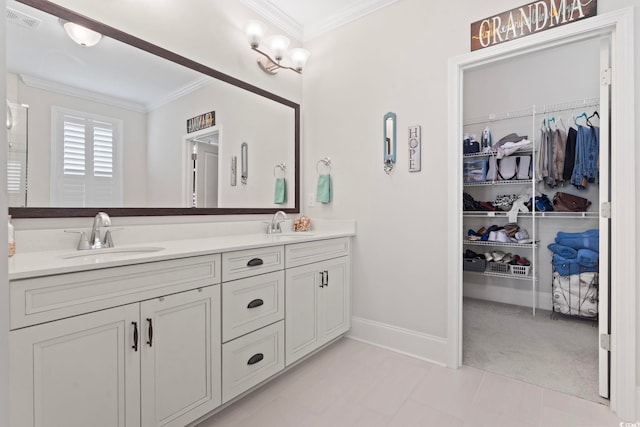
[501,253,513,263]
[492,250,506,261]
[517,257,531,266]
[510,255,521,265]
[484,252,494,262]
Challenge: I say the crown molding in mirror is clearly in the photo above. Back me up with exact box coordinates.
[9,0,300,218]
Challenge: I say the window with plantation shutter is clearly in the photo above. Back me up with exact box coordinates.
[51,107,123,207]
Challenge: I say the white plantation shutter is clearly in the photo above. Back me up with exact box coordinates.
[52,107,122,207]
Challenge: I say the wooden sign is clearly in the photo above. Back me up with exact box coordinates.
[186,111,215,133]
[470,0,597,51]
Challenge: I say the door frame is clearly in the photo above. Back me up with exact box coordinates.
[446,8,635,420]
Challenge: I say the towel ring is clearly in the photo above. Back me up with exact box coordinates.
[316,157,332,174]
[273,163,286,178]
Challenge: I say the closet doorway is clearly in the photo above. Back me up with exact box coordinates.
[462,36,607,404]
[447,9,635,420]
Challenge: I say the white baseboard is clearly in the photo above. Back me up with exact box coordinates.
[348,316,447,366]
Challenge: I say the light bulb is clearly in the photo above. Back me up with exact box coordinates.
[267,35,290,62]
[245,20,266,49]
[289,48,310,72]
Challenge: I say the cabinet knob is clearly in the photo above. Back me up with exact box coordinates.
[247,258,264,267]
[146,318,153,347]
[247,299,264,309]
[132,322,139,352]
[247,353,264,365]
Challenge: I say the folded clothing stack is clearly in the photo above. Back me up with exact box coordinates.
[547,229,599,275]
[467,223,533,244]
[547,229,599,317]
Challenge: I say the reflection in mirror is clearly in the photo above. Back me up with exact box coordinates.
[7,0,299,217]
[241,142,249,185]
[7,102,28,207]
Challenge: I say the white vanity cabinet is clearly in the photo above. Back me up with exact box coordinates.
[220,246,286,403]
[285,238,351,366]
[9,255,222,427]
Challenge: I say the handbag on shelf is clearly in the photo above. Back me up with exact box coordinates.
[497,156,518,180]
[463,138,480,154]
[553,192,591,212]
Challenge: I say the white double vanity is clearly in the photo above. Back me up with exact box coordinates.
[8,220,354,427]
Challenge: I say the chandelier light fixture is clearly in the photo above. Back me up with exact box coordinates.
[244,20,310,75]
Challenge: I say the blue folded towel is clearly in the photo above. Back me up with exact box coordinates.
[274,178,287,204]
[577,248,599,268]
[553,254,598,276]
[547,243,577,258]
[555,237,599,252]
[316,174,332,204]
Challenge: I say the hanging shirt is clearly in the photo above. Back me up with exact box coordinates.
[563,127,578,182]
[571,125,599,189]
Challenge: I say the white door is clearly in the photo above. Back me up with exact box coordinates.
[140,286,221,427]
[195,141,219,208]
[320,257,351,342]
[10,304,140,427]
[285,262,322,365]
[598,37,611,399]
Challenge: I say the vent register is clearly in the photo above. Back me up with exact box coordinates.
[6,7,41,29]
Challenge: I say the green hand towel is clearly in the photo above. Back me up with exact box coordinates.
[316,174,332,204]
[274,178,287,204]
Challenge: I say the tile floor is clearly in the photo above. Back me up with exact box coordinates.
[197,338,622,427]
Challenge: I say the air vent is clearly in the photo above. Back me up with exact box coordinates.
[6,7,41,29]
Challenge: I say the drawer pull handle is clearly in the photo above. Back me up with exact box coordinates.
[247,258,264,267]
[146,318,153,347]
[132,322,139,352]
[319,271,325,288]
[324,270,329,287]
[247,299,264,309]
[247,353,264,365]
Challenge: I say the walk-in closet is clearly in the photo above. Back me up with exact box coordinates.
[460,36,609,404]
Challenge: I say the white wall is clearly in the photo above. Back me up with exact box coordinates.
[11,75,148,207]
[301,0,640,372]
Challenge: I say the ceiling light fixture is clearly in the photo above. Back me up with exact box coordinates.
[244,20,310,75]
[60,19,102,47]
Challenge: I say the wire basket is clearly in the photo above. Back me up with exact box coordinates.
[510,264,531,276]
[486,262,510,274]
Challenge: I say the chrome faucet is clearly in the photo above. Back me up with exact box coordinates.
[88,211,113,249]
[267,211,287,234]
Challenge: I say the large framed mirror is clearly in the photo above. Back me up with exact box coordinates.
[7,0,300,218]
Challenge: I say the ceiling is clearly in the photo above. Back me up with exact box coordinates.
[6,0,207,112]
[240,0,399,42]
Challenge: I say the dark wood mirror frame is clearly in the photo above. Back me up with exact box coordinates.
[10,0,300,218]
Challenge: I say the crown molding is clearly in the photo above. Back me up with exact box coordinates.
[145,77,213,111]
[240,0,304,41]
[19,74,147,113]
[304,0,398,41]
[241,0,398,42]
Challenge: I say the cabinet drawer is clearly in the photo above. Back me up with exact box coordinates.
[222,246,284,281]
[285,237,350,268]
[222,271,284,342]
[10,254,221,329]
[222,321,284,403]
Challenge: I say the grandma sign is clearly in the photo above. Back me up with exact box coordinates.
[470,0,597,51]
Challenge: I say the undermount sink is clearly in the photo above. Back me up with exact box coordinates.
[60,246,165,260]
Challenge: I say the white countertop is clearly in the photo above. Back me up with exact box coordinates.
[9,229,355,280]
